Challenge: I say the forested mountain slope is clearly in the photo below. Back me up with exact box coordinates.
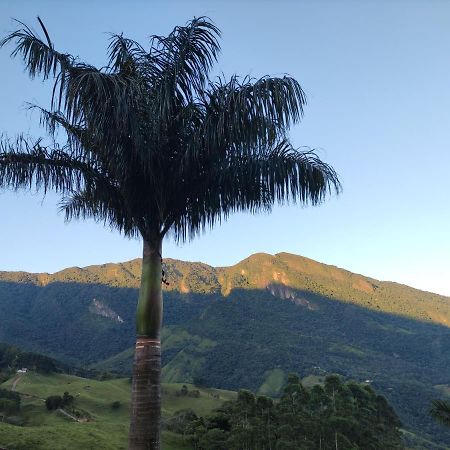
[0,252,449,447]
[2,252,448,325]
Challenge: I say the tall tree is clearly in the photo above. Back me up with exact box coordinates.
[0,17,340,449]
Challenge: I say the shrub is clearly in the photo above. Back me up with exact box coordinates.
[45,395,63,411]
[176,385,189,396]
[188,389,200,398]
[62,391,74,407]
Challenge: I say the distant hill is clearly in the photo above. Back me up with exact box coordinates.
[0,252,449,447]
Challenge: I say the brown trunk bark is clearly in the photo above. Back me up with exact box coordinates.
[128,238,162,450]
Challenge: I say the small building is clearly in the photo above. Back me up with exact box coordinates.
[17,368,28,374]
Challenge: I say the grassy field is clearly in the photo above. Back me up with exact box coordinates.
[0,372,235,450]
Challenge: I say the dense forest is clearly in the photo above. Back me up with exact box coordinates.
[167,374,404,449]
[0,342,57,376]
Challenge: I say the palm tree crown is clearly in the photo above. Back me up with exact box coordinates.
[1,17,340,244]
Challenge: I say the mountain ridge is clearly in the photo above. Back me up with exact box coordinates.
[1,251,448,327]
[1,250,447,296]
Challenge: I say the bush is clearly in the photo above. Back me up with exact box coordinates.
[45,395,63,411]
[62,391,74,407]
[176,385,189,397]
[188,389,200,398]
[111,401,121,409]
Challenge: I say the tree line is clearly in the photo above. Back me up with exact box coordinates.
[166,374,404,449]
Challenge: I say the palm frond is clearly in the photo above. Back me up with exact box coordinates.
[107,34,146,73]
[0,136,103,194]
[193,75,306,158]
[2,18,142,141]
[31,105,89,149]
[61,185,141,238]
[0,17,74,81]
[431,400,450,427]
[148,17,221,110]
[163,139,340,241]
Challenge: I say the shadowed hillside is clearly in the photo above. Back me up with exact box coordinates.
[2,252,448,325]
[0,252,449,447]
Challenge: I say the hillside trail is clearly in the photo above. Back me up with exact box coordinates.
[10,373,23,392]
[9,373,43,401]
[8,374,87,423]
[56,408,85,423]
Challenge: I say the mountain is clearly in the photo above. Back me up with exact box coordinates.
[2,252,449,324]
[0,252,449,447]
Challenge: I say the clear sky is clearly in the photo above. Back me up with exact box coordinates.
[1,0,449,296]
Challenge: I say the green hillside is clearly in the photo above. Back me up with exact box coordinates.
[0,252,449,446]
[0,371,235,450]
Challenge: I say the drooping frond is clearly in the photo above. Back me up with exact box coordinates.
[107,34,146,73]
[60,184,140,238]
[1,18,142,143]
[0,136,104,194]
[163,139,340,241]
[0,17,74,81]
[431,400,450,427]
[193,75,307,158]
[31,105,91,152]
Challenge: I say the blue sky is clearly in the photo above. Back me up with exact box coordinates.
[1,1,449,296]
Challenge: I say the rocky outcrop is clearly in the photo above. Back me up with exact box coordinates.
[89,299,124,323]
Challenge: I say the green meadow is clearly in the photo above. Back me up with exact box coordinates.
[0,372,235,450]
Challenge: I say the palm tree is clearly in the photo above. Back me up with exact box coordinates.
[431,399,450,427]
[0,17,340,449]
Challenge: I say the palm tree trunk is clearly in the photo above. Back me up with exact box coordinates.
[129,237,163,450]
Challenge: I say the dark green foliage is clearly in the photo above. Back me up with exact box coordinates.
[175,384,200,398]
[431,399,450,427]
[188,390,200,398]
[165,409,199,434]
[171,375,404,449]
[0,341,102,379]
[62,391,74,407]
[45,391,75,411]
[98,371,114,381]
[45,395,63,411]
[111,400,121,410]
[0,342,56,373]
[0,389,21,417]
[0,398,18,416]
[179,385,189,396]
